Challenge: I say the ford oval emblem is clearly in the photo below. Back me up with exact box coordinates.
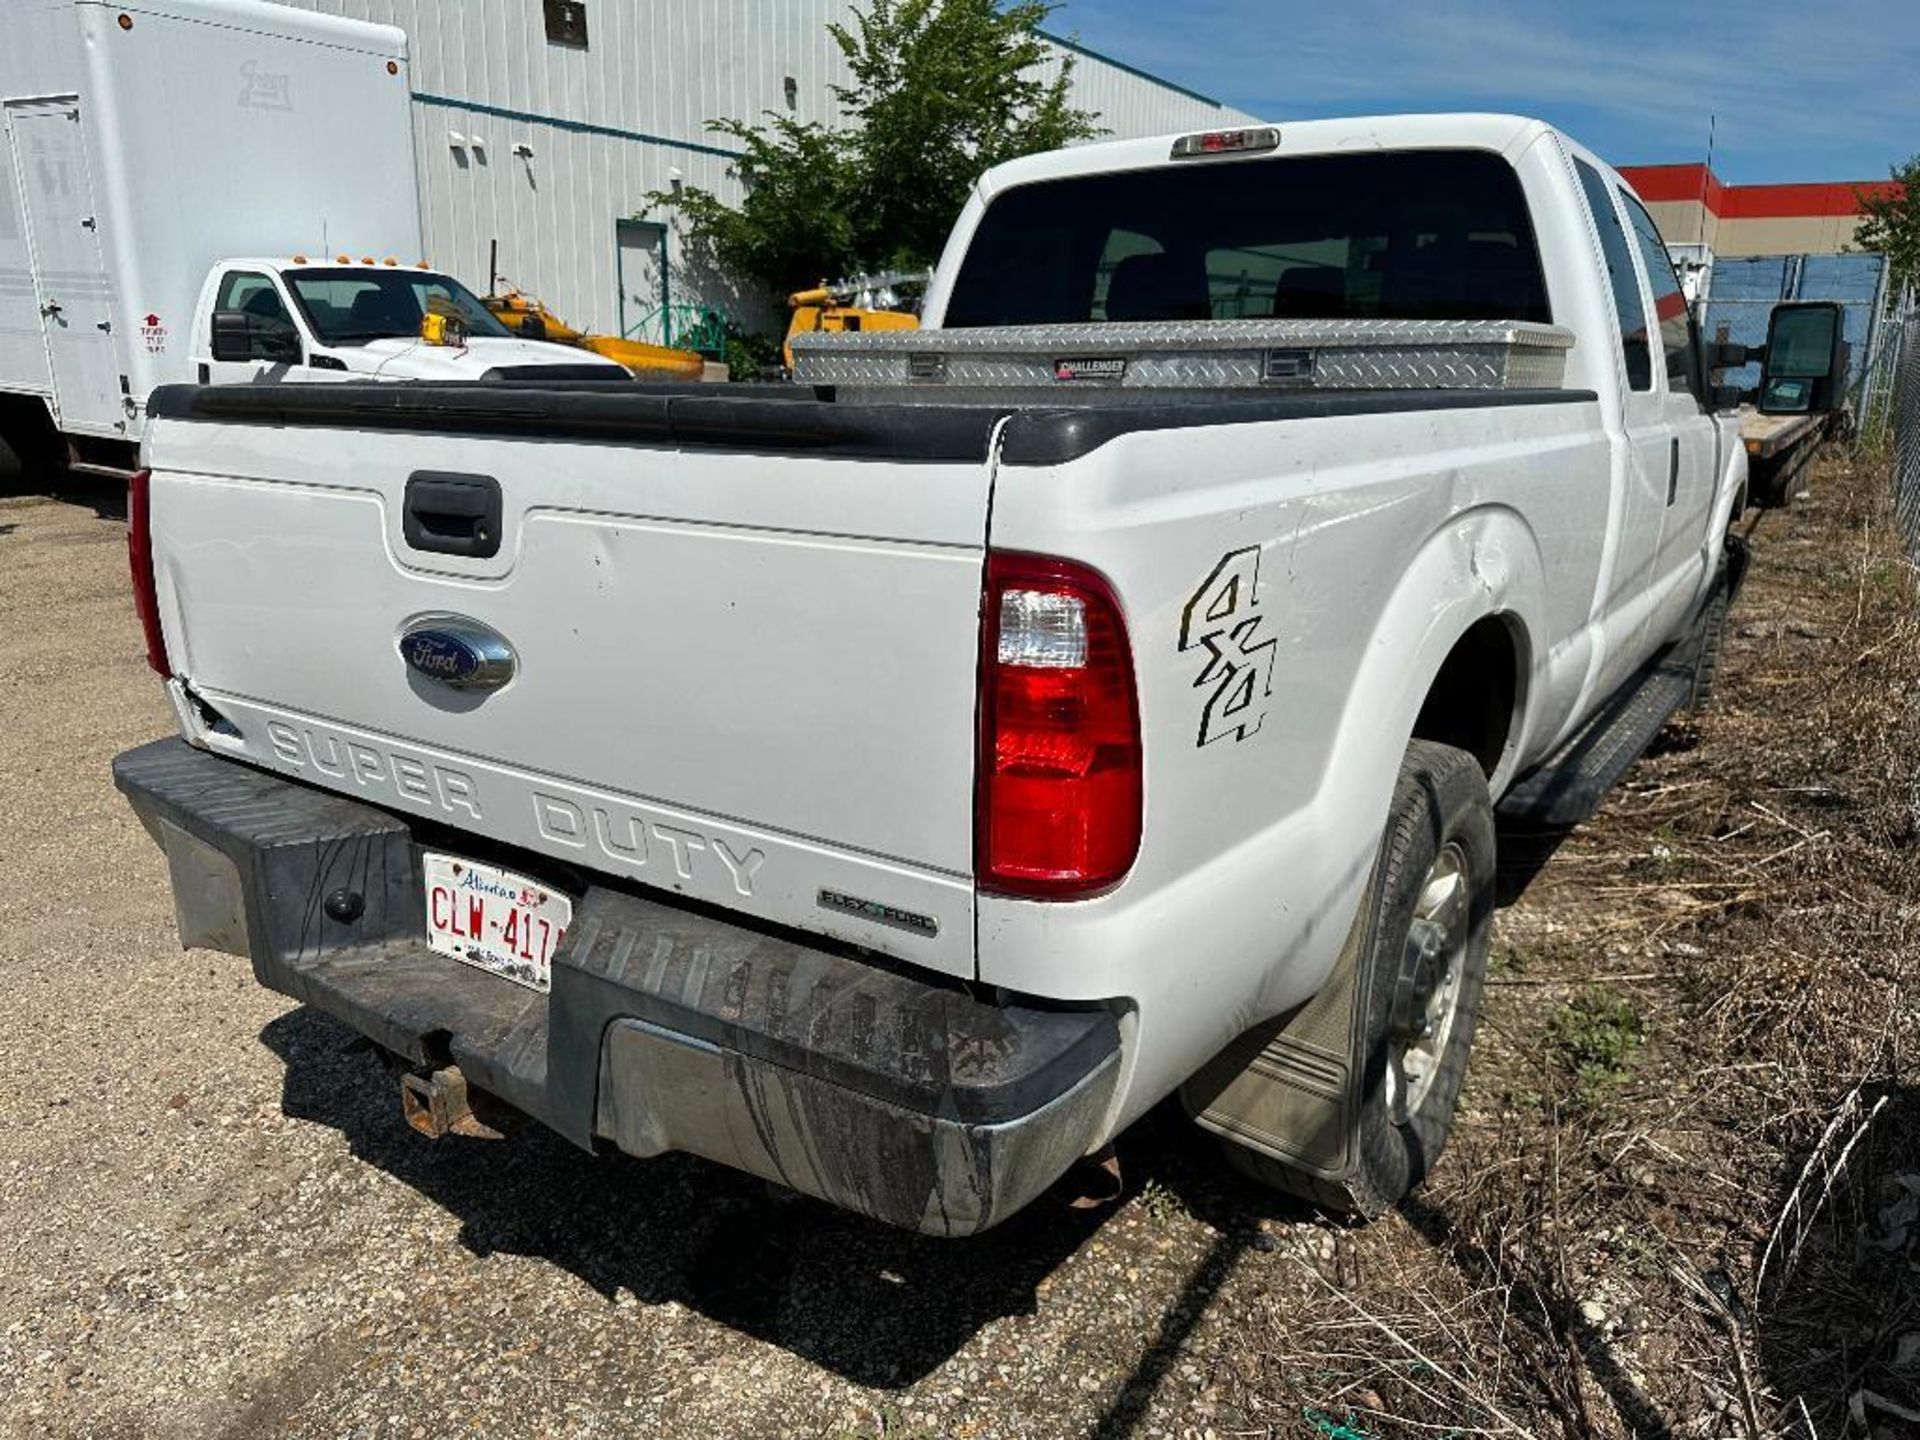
[398,615,516,691]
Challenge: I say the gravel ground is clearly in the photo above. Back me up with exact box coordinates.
[0,485,1328,1440]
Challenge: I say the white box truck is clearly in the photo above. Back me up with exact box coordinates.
[0,0,619,483]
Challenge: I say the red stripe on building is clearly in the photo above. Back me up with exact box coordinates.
[1619,163,1725,211]
[1618,164,1898,220]
[1720,181,1900,218]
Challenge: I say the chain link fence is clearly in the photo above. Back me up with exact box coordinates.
[1893,311,1920,561]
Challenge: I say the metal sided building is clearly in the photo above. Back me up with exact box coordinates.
[287,0,1254,343]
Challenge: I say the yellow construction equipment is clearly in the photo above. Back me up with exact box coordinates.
[785,270,929,370]
[484,288,708,381]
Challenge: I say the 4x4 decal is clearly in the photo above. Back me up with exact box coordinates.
[1179,546,1278,745]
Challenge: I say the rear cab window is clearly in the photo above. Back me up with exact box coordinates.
[944,150,1552,329]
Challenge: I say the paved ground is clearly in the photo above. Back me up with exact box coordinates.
[0,485,1319,1440]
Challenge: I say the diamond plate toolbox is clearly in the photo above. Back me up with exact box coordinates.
[790,318,1574,394]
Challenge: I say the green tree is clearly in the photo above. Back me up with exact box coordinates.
[647,0,1100,297]
[1855,156,1920,294]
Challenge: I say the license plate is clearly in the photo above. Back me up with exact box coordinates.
[422,852,572,993]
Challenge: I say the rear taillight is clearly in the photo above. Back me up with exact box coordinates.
[977,553,1141,898]
[127,469,170,676]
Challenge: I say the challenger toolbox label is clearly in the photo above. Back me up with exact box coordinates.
[234,705,972,969]
[1052,355,1128,382]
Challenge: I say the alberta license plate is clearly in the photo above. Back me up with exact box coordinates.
[422,852,572,992]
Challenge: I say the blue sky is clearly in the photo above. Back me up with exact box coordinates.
[1049,0,1919,184]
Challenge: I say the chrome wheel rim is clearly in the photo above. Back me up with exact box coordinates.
[1386,841,1470,1124]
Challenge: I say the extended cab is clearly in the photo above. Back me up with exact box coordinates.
[115,115,1827,1234]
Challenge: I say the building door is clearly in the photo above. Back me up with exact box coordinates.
[9,102,121,434]
[617,219,667,340]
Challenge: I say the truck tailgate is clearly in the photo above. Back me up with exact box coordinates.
[141,387,1003,977]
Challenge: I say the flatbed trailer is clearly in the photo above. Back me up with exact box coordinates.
[1740,407,1833,508]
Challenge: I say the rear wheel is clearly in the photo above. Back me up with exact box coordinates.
[1219,739,1495,1215]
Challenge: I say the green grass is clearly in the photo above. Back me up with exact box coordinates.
[1543,985,1647,1108]
[1138,1176,1188,1226]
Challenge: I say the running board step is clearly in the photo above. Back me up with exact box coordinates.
[1497,657,1692,827]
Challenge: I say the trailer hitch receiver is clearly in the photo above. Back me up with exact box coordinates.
[399,1065,511,1140]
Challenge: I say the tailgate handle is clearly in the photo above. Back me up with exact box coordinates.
[403,472,502,559]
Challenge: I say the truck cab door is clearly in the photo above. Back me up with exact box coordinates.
[197,269,305,384]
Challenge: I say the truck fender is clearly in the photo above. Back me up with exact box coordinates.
[1244,503,1545,1023]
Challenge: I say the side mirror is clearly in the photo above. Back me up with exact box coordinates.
[1758,301,1847,415]
[257,325,302,363]
[209,309,253,363]
[210,308,302,365]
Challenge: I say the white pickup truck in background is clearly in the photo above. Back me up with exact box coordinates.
[0,0,617,485]
[187,255,625,387]
[116,114,1836,1234]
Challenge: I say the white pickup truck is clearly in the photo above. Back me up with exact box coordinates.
[188,256,623,387]
[115,115,1832,1234]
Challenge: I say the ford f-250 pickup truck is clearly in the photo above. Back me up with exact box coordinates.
[114,115,1826,1234]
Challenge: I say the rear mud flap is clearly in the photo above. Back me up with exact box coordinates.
[1179,913,1366,1182]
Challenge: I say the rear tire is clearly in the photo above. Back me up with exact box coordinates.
[0,400,63,494]
[1220,740,1495,1215]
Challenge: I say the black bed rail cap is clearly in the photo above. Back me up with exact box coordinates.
[145,381,1007,463]
[145,381,1595,467]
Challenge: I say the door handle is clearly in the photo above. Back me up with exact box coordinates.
[1667,437,1679,507]
[403,472,503,559]
[39,300,62,319]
